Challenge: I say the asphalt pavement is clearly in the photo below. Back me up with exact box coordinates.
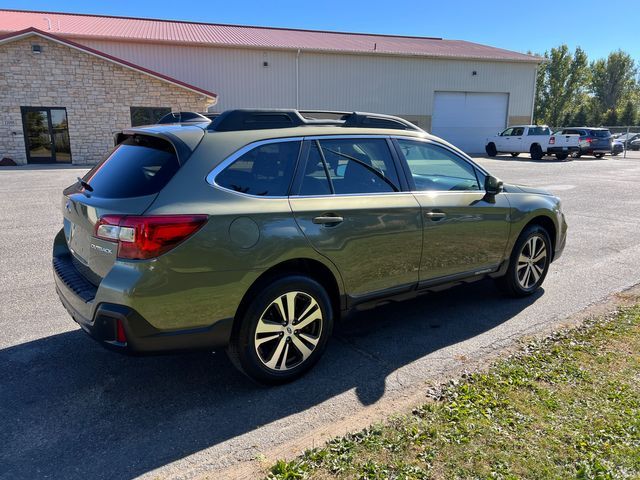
[1,152,639,479]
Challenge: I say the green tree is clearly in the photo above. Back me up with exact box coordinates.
[620,100,638,125]
[571,104,589,126]
[590,51,637,115]
[534,45,589,127]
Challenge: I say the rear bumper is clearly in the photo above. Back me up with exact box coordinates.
[53,253,233,354]
[547,146,579,154]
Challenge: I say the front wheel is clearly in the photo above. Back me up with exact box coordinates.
[496,225,552,297]
[485,143,497,157]
[227,276,333,384]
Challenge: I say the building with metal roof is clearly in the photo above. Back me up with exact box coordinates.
[0,9,542,163]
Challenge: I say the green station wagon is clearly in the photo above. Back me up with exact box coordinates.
[53,110,567,383]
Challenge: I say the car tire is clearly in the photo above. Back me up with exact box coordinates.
[227,275,333,385]
[510,152,519,157]
[530,144,544,160]
[572,151,582,158]
[496,224,552,297]
[486,143,497,157]
[556,153,568,160]
[594,153,605,158]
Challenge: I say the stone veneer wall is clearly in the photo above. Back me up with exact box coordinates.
[0,36,214,165]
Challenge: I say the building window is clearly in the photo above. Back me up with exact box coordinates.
[130,107,171,127]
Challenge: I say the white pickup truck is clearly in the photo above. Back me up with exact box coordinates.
[485,125,580,160]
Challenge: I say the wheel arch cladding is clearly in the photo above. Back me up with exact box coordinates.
[522,215,557,256]
[233,258,343,330]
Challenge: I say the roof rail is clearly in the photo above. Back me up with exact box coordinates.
[206,109,423,132]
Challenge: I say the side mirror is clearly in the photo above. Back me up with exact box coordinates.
[485,175,503,195]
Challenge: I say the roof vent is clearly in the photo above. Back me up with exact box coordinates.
[31,44,42,54]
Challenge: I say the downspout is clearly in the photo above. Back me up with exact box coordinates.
[530,63,539,124]
[295,49,301,109]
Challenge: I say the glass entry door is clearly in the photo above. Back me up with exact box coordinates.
[21,107,72,164]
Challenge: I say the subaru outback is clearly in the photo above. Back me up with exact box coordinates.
[53,109,567,384]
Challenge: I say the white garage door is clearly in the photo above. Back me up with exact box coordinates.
[432,92,508,153]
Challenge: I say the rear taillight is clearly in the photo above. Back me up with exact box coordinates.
[549,136,555,144]
[95,215,208,260]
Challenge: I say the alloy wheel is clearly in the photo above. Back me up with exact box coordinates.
[516,235,548,290]
[254,291,323,371]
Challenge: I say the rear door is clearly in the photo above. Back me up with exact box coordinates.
[62,134,184,281]
[393,138,511,282]
[289,136,422,299]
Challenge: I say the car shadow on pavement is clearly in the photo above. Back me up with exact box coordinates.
[0,280,541,479]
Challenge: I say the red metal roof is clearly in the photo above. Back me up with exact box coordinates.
[0,9,541,63]
[0,27,217,99]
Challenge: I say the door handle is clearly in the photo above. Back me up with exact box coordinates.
[313,215,344,225]
[425,211,447,221]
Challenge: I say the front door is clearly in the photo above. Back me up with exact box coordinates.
[393,138,511,283]
[289,137,422,300]
[21,107,72,164]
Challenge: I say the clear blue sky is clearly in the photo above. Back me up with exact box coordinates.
[1,0,637,62]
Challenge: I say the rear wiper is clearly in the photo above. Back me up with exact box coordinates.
[77,177,93,192]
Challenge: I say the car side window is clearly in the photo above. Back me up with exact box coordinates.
[528,126,551,135]
[397,139,480,192]
[512,127,524,136]
[501,128,513,136]
[299,138,400,195]
[215,141,300,196]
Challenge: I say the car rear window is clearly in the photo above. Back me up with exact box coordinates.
[589,129,611,137]
[83,135,180,198]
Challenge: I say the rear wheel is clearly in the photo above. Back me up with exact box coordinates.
[510,152,519,157]
[530,144,544,160]
[496,225,551,297]
[227,276,333,384]
[572,151,582,158]
[486,143,497,157]
[556,153,568,160]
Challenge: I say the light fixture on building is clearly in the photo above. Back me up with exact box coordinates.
[32,44,42,54]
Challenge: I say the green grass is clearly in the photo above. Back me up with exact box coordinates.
[267,306,640,479]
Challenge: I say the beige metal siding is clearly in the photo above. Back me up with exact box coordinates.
[78,39,536,120]
[81,39,297,111]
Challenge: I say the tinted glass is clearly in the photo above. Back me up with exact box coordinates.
[501,128,513,136]
[299,143,332,195]
[589,129,611,138]
[316,138,399,194]
[84,135,179,198]
[528,127,551,135]
[216,141,300,196]
[512,127,524,136]
[397,139,480,192]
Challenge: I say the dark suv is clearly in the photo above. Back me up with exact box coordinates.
[558,127,612,158]
[53,109,567,384]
